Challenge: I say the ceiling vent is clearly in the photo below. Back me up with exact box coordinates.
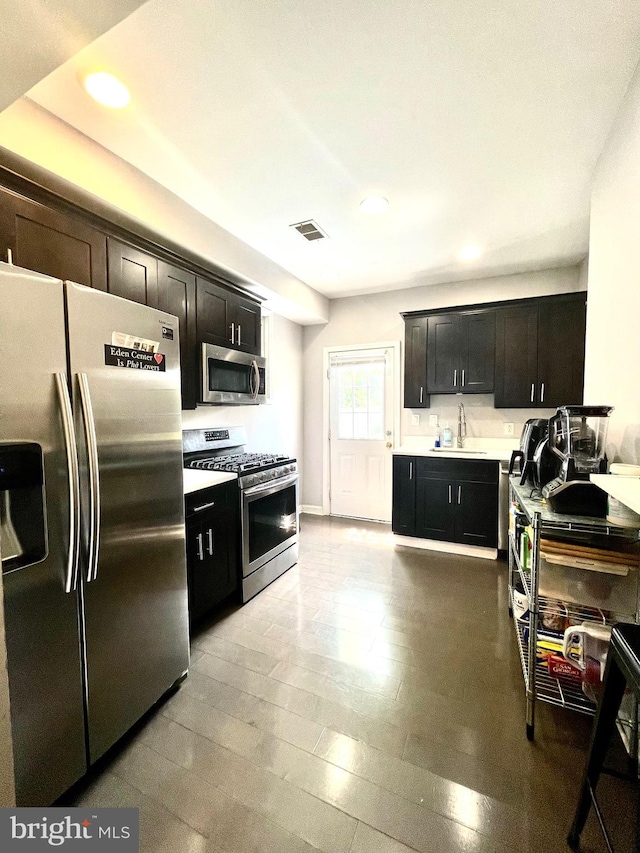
[290,219,328,241]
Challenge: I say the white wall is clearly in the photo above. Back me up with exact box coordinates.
[584,58,640,464]
[302,266,583,508]
[0,98,329,325]
[182,312,304,481]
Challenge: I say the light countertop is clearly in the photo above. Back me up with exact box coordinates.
[393,437,518,463]
[591,474,640,516]
[183,469,238,495]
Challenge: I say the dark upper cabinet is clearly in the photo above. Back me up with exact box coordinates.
[495,295,586,408]
[196,276,232,348]
[107,238,158,306]
[426,310,495,395]
[391,456,416,536]
[404,316,429,408]
[0,187,107,289]
[537,297,586,408]
[196,277,261,356]
[459,311,495,393]
[494,305,538,407]
[427,314,460,393]
[234,294,261,354]
[157,261,197,410]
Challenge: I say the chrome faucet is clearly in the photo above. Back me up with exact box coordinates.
[457,402,467,448]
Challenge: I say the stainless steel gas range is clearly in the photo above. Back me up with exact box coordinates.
[183,427,299,602]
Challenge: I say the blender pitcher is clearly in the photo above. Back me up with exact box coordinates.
[562,622,612,702]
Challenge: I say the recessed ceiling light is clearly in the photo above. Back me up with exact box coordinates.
[359,196,389,214]
[458,245,483,262]
[84,72,130,109]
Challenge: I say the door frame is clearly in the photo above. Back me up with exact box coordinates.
[322,341,401,517]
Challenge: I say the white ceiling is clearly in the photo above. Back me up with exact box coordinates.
[0,0,148,112]
[21,0,640,298]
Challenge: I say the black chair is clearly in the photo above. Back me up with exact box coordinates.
[568,623,640,852]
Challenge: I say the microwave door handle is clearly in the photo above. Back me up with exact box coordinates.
[55,374,81,593]
[78,373,101,583]
[251,359,260,400]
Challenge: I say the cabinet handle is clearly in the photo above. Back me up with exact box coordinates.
[409,462,413,480]
[540,383,545,403]
[197,532,204,561]
[419,386,423,404]
[448,484,452,504]
[6,248,13,265]
[230,322,235,344]
[207,528,214,556]
[192,500,215,513]
[453,369,457,387]
[457,485,461,505]
[530,383,535,403]
[461,369,465,387]
[237,324,242,346]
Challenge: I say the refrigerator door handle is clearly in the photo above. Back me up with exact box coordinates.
[55,374,81,593]
[78,373,101,583]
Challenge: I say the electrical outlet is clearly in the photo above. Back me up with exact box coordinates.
[504,422,514,436]
[411,414,420,426]
[428,414,439,427]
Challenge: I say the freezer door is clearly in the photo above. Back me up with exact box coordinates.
[64,282,189,763]
[0,265,87,805]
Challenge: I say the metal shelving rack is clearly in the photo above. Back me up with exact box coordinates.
[508,477,640,744]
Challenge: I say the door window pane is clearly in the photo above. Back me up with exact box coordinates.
[339,413,353,438]
[353,413,368,439]
[335,358,386,440]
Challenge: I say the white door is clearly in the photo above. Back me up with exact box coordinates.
[329,347,394,521]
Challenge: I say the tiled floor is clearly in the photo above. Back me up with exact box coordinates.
[70,515,636,852]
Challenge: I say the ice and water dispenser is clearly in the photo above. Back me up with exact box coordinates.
[0,443,47,572]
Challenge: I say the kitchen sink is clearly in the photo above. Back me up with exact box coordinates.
[430,447,487,454]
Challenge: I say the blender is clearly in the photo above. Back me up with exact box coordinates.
[541,405,613,516]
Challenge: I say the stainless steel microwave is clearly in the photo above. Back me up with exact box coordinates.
[200,343,266,405]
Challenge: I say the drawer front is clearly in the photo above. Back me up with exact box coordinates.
[185,480,235,515]
[416,457,499,484]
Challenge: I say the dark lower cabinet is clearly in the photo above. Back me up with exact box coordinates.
[185,481,239,627]
[392,456,416,535]
[455,480,498,548]
[393,455,498,548]
[415,477,455,541]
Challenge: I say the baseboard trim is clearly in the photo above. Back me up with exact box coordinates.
[301,505,324,516]
[393,535,497,561]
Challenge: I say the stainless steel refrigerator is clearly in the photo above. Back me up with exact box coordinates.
[0,263,189,806]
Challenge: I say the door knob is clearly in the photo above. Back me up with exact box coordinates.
[386,442,392,448]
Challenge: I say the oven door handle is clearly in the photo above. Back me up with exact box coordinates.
[243,473,299,498]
